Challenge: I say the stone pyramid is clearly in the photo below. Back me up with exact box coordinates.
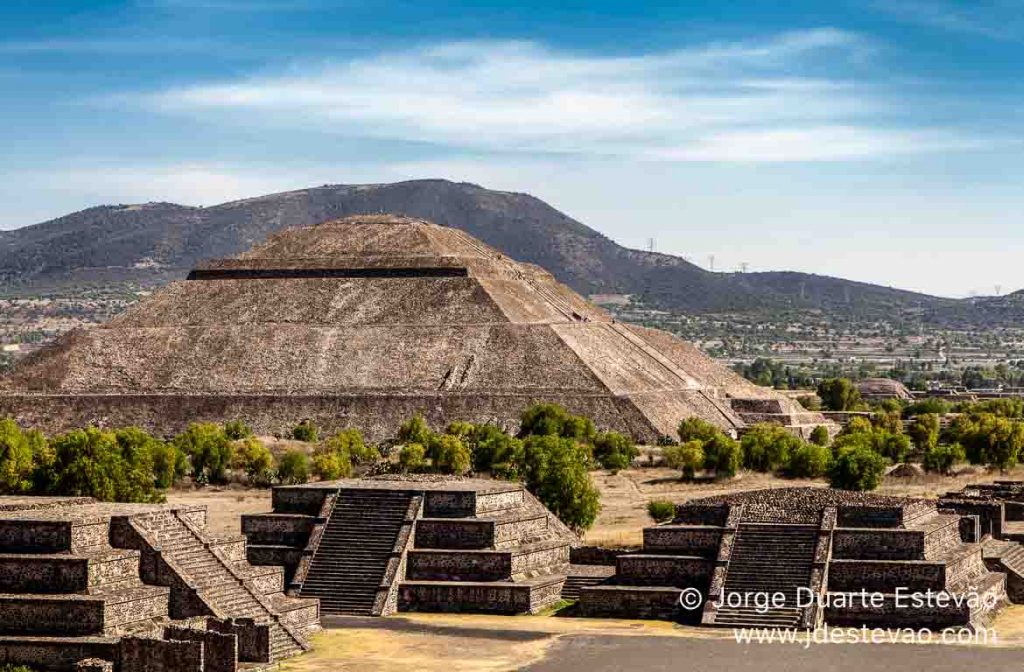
[0,215,826,440]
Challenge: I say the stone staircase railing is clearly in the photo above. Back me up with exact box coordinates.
[289,490,338,594]
[701,503,743,626]
[375,495,423,616]
[803,506,836,629]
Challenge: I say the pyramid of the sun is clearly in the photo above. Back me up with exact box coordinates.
[0,215,826,441]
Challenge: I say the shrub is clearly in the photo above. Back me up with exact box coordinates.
[519,403,596,442]
[427,434,472,475]
[817,378,863,411]
[874,430,912,463]
[949,413,1024,470]
[291,420,319,443]
[741,424,802,472]
[332,428,378,465]
[223,420,253,441]
[234,437,275,486]
[519,435,600,532]
[467,424,523,474]
[647,500,676,523]
[662,440,704,479]
[677,417,724,445]
[904,398,951,417]
[923,443,966,475]
[174,423,234,485]
[48,427,163,502]
[785,443,832,478]
[829,445,888,491]
[398,414,433,445]
[115,426,181,492]
[872,411,904,435]
[907,413,940,452]
[277,450,310,485]
[0,418,35,494]
[809,425,830,447]
[702,434,742,478]
[593,431,638,470]
[841,416,873,436]
[446,421,476,438]
[398,442,427,472]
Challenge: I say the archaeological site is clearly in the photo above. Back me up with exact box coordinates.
[0,215,825,441]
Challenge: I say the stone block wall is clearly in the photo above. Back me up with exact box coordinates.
[671,504,729,527]
[165,625,238,672]
[0,637,118,672]
[207,617,270,663]
[241,515,315,547]
[120,636,203,672]
[642,526,723,558]
[832,529,925,560]
[616,555,712,589]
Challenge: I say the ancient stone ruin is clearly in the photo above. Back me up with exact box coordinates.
[0,496,319,671]
[0,215,826,442]
[577,487,1007,629]
[242,476,577,616]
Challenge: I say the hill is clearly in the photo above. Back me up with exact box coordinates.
[0,179,961,320]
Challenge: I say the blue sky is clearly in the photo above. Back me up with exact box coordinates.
[1,0,1022,297]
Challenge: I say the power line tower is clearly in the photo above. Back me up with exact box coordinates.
[739,262,749,273]
[708,255,715,272]
[647,237,656,253]
[995,284,1003,296]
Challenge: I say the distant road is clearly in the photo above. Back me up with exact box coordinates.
[525,635,1024,672]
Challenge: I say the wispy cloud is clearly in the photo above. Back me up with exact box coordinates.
[125,31,978,162]
[0,37,222,55]
[871,0,1024,40]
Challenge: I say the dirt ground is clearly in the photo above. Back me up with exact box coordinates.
[276,607,1024,672]
[166,464,1024,541]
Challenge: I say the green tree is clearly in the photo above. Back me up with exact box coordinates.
[398,414,433,445]
[174,423,234,485]
[223,420,253,441]
[592,431,638,470]
[427,434,472,475]
[234,437,275,486]
[519,435,600,532]
[399,442,427,472]
[741,424,802,472]
[817,378,863,411]
[922,443,965,475]
[809,425,830,447]
[662,440,704,479]
[291,420,319,443]
[829,445,888,491]
[0,418,35,494]
[115,426,178,492]
[949,413,1024,471]
[277,449,310,484]
[518,403,596,442]
[872,411,904,435]
[467,424,523,475]
[907,413,940,452]
[785,443,832,478]
[48,427,163,502]
[702,434,743,478]
[904,398,951,417]
[677,417,724,445]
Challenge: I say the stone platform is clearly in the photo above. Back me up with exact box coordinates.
[0,496,318,671]
[579,487,1008,630]
[242,476,578,617]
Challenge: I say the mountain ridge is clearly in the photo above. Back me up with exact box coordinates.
[0,178,983,323]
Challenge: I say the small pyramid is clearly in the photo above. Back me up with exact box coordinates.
[0,215,826,440]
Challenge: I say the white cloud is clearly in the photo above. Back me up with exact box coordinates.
[871,0,1024,40]
[129,31,976,163]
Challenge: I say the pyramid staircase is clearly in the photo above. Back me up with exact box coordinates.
[131,511,308,662]
[299,489,415,615]
[712,523,818,628]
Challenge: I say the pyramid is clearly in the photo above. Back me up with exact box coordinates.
[0,215,827,441]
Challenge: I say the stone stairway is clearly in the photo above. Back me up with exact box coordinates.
[300,489,414,615]
[561,565,615,601]
[132,511,306,661]
[713,523,818,628]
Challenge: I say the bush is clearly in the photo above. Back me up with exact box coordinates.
[427,434,472,475]
[446,421,476,438]
[398,414,433,445]
[949,413,1024,470]
[872,411,904,435]
[874,430,912,463]
[48,427,164,502]
[662,440,704,479]
[0,418,35,494]
[291,421,319,443]
[817,378,863,411]
[741,424,802,472]
[467,424,523,474]
[224,420,253,441]
[593,431,638,470]
[115,426,181,492]
[647,499,676,523]
[519,435,600,532]
[907,413,940,452]
[332,428,378,465]
[904,398,951,417]
[277,450,310,484]
[829,445,888,491]
[923,443,966,475]
[399,442,427,472]
[174,423,234,485]
[234,437,275,486]
[702,434,742,478]
[809,425,830,447]
[785,443,832,478]
[519,403,596,442]
[677,417,724,445]
[841,416,873,435]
